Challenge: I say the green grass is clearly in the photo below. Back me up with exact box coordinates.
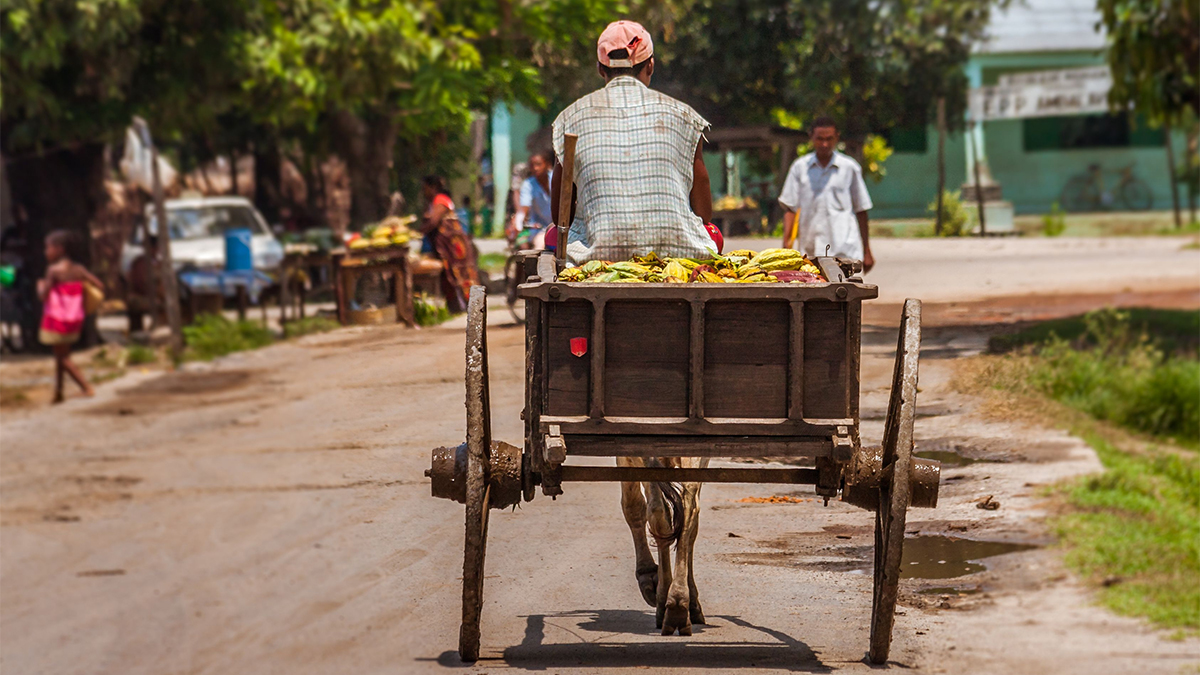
[964,308,1200,629]
[476,252,508,273]
[282,316,340,339]
[989,308,1200,357]
[1052,430,1199,629]
[183,314,275,361]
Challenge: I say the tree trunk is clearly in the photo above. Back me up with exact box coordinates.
[331,109,397,229]
[936,97,946,236]
[229,152,239,196]
[253,136,283,225]
[1165,120,1182,230]
[4,143,108,350]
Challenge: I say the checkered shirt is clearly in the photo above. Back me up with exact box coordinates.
[553,76,711,263]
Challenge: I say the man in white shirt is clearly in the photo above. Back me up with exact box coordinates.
[778,117,875,272]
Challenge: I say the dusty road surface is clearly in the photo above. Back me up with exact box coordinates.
[3,237,1199,674]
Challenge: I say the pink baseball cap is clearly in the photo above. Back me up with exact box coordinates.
[597,20,653,68]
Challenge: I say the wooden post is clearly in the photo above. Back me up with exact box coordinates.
[969,121,987,236]
[134,117,184,359]
[139,211,159,329]
[229,152,239,196]
[556,133,578,261]
[1165,119,1182,230]
[935,98,946,236]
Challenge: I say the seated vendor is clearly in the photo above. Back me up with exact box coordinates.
[419,175,478,314]
[551,20,715,263]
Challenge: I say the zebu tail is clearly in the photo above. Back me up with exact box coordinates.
[647,459,684,547]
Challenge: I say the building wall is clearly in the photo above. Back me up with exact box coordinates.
[871,123,1185,219]
[870,50,1188,219]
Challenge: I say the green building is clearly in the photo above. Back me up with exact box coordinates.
[870,0,1188,219]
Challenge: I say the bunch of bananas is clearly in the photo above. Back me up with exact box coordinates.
[555,249,825,284]
[347,215,416,251]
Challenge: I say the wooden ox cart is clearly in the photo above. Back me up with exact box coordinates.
[426,250,941,665]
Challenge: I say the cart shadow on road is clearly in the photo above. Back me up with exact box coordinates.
[426,610,833,671]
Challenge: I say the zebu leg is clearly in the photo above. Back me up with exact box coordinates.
[686,459,709,625]
[617,457,658,606]
[663,458,708,636]
[646,478,675,630]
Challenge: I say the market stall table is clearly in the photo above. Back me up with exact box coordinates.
[332,246,415,328]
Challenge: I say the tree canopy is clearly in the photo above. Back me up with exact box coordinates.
[653,0,1005,150]
[1098,0,1199,126]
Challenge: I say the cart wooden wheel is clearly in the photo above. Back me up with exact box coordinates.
[460,286,492,663]
[869,298,921,665]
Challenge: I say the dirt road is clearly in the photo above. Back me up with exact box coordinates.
[3,238,1198,674]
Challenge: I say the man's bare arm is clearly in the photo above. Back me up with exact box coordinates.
[857,210,874,272]
[690,142,713,223]
[781,209,798,249]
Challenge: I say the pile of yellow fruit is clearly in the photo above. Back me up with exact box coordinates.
[556,249,825,284]
[348,215,417,251]
[714,195,758,211]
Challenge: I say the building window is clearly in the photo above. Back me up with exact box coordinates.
[884,126,929,154]
[1023,113,1164,152]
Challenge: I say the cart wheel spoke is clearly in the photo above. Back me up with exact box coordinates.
[460,286,492,663]
[870,298,920,665]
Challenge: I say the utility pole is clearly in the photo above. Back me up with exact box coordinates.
[935,97,946,236]
[133,117,184,359]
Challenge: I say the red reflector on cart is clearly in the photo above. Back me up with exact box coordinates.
[570,337,588,357]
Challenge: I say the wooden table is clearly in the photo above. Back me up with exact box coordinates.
[332,246,415,328]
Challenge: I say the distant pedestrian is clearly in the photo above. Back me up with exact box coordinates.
[778,117,875,271]
[516,149,555,249]
[38,230,103,402]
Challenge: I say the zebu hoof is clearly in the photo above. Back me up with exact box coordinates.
[661,603,692,636]
[637,564,659,607]
[689,598,706,625]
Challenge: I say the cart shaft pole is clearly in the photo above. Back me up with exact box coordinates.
[556,134,578,261]
[560,466,818,484]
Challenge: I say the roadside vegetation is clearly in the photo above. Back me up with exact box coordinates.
[282,316,340,339]
[958,308,1199,630]
[414,294,452,327]
[182,315,275,361]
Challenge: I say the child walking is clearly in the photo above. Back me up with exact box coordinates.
[37,230,103,403]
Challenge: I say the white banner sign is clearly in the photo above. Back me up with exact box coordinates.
[969,66,1113,121]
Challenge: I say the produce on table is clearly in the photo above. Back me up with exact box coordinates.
[346,215,417,252]
[555,249,826,284]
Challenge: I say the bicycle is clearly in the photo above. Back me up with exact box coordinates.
[1060,163,1153,213]
[502,227,539,324]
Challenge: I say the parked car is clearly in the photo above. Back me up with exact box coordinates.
[120,197,285,331]
[120,196,284,279]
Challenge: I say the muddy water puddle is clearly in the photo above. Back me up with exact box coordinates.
[900,535,1037,579]
[914,449,998,467]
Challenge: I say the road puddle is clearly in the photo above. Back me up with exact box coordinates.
[913,449,998,467]
[901,535,1037,579]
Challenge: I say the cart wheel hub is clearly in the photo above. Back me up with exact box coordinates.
[842,444,941,510]
[427,440,524,509]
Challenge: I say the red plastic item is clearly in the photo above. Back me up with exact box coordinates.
[570,337,588,357]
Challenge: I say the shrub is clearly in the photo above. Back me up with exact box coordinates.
[126,344,157,365]
[414,294,452,327]
[1043,202,1067,237]
[926,190,969,237]
[1008,309,1200,444]
[183,314,274,361]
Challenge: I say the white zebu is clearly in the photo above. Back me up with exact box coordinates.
[618,456,709,635]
